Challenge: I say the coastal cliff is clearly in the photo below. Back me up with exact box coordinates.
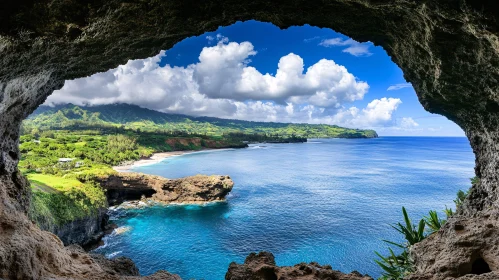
[98,173,234,205]
[35,173,233,249]
[37,208,108,247]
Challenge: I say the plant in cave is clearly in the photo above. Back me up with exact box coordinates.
[424,210,446,233]
[387,207,426,247]
[454,189,468,208]
[470,176,480,185]
[444,206,454,218]
[375,207,425,279]
[375,249,413,280]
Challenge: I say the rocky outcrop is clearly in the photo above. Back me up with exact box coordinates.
[98,173,234,205]
[225,252,373,280]
[407,210,499,280]
[45,208,108,247]
[1,0,499,279]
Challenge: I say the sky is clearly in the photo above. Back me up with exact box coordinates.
[46,21,465,136]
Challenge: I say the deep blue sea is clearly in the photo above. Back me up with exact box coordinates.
[94,137,475,279]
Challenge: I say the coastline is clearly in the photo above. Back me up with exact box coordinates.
[112,148,222,172]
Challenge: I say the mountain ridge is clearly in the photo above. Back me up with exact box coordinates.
[27,103,378,138]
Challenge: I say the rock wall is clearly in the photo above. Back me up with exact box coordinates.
[0,0,498,279]
[44,208,108,247]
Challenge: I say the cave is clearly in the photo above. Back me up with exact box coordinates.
[1,0,499,279]
[471,258,492,275]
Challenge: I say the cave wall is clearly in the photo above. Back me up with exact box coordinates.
[1,0,498,279]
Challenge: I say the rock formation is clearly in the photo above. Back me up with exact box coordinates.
[1,0,499,279]
[225,252,373,280]
[98,173,234,205]
[47,208,109,247]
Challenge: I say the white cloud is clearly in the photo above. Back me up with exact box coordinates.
[319,38,372,57]
[216,34,229,43]
[324,97,402,128]
[206,35,215,42]
[400,117,419,128]
[304,36,321,43]
[387,83,412,91]
[46,39,403,129]
[193,41,369,107]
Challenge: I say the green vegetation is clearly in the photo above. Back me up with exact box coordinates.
[22,103,377,233]
[28,173,106,228]
[24,103,378,138]
[375,177,477,279]
[26,103,364,229]
[424,210,446,233]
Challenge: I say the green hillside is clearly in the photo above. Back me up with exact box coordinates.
[25,104,378,138]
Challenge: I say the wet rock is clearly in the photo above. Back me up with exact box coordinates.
[225,252,373,280]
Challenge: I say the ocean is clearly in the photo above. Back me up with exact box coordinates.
[93,137,475,279]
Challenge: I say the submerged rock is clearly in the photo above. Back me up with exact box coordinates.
[98,173,234,205]
[225,252,373,280]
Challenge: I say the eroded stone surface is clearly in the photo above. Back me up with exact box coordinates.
[98,173,234,205]
[1,0,499,279]
[226,251,373,280]
[408,210,499,279]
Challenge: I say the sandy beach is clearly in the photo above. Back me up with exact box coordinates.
[113,150,207,172]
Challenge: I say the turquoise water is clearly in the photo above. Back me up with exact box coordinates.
[94,137,475,279]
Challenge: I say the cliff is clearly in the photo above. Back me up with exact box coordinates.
[98,173,234,206]
[38,208,109,247]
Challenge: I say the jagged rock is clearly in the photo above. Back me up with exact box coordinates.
[98,173,234,205]
[1,1,499,279]
[408,210,499,280]
[66,245,139,276]
[226,252,373,280]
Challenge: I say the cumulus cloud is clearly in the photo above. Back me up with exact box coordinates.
[47,39,403,129]
[193,41,368,107]
[387,83,412,91]
[400,117,419,128]
[319,38,372,57]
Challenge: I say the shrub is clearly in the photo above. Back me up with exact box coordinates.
[375,207,425,279]
[424,210,446,233]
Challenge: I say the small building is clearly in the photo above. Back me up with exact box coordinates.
[58,158,74,163]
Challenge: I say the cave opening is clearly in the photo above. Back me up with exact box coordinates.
[470,258,492,275]
[1,1,498,279]
[19,21,474,279]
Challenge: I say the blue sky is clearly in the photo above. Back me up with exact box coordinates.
[48,20,464,136]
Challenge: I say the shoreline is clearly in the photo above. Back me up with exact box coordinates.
[112,148,226,172]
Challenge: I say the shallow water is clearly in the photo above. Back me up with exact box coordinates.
[94,137,475,279]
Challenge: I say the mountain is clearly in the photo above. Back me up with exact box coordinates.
[25,103,378,138]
